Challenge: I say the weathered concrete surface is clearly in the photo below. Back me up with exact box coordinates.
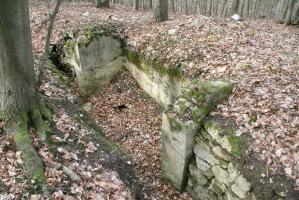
[161,111,198,191]
[161,80,233,192]
[64,36,123,95]
[124,60,182,108]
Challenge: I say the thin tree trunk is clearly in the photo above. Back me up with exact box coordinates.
[231,0,239,14]
[134,0,140,10]
[96,0,110,7]
[285,0,295,24]
[154,0,168,22]
[37,0,62,88]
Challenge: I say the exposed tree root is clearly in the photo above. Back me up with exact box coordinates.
[13,113,46,184]
[51,162,82,182]
[39,101,53,121]
[12,104,53,198]
[31,108,50,141]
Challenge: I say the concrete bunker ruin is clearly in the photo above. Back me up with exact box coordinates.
[55,26,298,200]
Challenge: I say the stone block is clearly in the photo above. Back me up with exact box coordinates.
[212,165,230,186]
[64,36,123,95]
[161,112,198,191]
[195,157,214,179]
[204,117,247,158]
[231,174,251,198]
[208,178,226,197]
[189,162,208,186]
[194,142,219,165]
[212,146,232,161]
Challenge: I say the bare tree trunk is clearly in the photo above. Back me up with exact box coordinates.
[231,0,239,14]
[0,0,50,190]
[0,0,37,122]
[285,0,295,24]
[154,0,168,22]
[134,0,140,10]
[96,0,110,7]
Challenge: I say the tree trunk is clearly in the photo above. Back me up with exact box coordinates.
[231,0,240,14]
[0,0,50,188]
[285,0,295,24]
[0,0,37,123]
[96,0,110,7]
[154,0,168,22]
[134,0,140,10]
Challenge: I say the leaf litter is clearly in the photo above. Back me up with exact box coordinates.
[0,0,298,199]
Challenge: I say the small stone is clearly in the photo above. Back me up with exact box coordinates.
[193,185,217,200]
[200,129,213,141]
[212,146,232,161]
[187,178,194,187]
[83,103,92,112]
[231,175,251,199]
[82,12,90,17]
[167,28,178,35]
[195,157,214,179]
[212,165,229,186]
[235,175,251,192]
[208,178,226,196]
[228,163,238,182]
[231,14,241,21]
[284,167,292,176]
[189,162,208,186]
[194,142,219,165]
[231,183,247,199]
[226,192,240,200]
[195,157,211,171]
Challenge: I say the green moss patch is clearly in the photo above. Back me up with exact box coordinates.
[124,48,183,80]
[227,134,246,157]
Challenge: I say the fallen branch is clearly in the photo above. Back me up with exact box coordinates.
[51,162,82,182]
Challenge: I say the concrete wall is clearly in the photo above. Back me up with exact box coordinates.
[60,34,298,200]
[62,36,123,96]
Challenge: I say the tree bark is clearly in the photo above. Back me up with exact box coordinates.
[37,0,62,88]
[96,0,110,7]
[0,0,37,123]
[285,0,295,24]
[154,0,168,22]
[0,0,50,189]
[134,0,140,10]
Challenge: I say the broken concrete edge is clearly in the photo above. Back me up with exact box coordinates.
[63,24,125,49]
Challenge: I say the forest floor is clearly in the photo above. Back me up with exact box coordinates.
[0,0,298,199]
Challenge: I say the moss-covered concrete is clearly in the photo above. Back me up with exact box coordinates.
[124,48,183,80]
[172,80,233,124]
[204,117,247,158]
